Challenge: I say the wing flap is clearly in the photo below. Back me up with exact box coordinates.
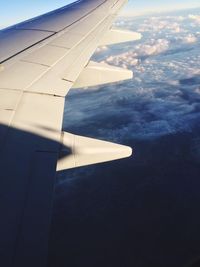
[22,45,69,67]
[49,32,83,49]
[11,93,64,144]
[0,89,21,110]
[0,61,48,90]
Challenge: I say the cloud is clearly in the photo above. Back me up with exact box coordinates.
[101,39,170,69]
[138,17,183,33]
[103,52,139,69]
[188,14,200,24]
[64,13,200,141]
[65,70,200,141]
[136,39,169,56]
[180,34,197,43]
[172,33,198,44]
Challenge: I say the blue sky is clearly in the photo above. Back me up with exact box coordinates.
[0,0,200,28]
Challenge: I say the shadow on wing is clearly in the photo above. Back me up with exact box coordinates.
[0,123,71,267]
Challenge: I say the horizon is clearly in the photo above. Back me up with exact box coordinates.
[125,1,200,17]
[123,5,200,18]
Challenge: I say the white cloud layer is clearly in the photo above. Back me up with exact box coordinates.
[102,39,170,69]
[188,14,200,24]
[180,34,197,43]
[65,11,200,141]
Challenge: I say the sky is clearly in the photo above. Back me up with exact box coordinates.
[0,0,200,29]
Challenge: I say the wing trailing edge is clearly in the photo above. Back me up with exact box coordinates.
[73,61,133,88]
[57,132,132,171]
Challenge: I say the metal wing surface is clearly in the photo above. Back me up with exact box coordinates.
[0,0,139,266]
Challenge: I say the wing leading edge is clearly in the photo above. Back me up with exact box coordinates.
[0,0,140,266]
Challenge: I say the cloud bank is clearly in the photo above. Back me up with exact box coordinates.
[64,11,200,142]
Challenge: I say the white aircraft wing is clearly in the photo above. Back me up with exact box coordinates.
[0,0,140,266]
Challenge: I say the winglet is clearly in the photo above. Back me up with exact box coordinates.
[57,132,132,171]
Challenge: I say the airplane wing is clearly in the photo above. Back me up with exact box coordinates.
[0,0,140,266]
